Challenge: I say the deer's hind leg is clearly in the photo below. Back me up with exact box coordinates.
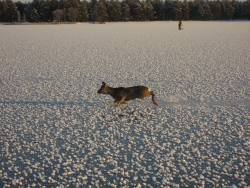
[149,90,158,105]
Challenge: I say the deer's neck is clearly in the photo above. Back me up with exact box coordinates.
[107,86,115,95]
[108,86,120,99]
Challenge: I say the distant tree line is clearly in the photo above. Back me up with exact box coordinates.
[1,0,250,23]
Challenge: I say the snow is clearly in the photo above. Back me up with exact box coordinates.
[0,21,250,187]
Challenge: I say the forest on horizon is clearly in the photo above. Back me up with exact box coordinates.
[1,0,250,23]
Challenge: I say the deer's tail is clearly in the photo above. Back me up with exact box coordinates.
[150,91,158,105]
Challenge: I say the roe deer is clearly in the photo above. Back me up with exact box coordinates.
[97,82,158,107]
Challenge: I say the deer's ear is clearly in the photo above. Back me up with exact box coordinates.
[102,82,106,86]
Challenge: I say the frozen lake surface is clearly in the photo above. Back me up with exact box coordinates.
[0,21,250,187]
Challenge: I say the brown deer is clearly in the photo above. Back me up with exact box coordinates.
[97,82,158,107]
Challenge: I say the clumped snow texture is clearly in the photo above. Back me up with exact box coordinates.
[0,22,250,187]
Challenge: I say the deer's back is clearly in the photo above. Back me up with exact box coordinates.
[113,86,149,100]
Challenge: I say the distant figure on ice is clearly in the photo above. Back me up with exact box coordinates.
[178,20,182,30]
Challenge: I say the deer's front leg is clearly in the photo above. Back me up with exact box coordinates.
[114,96,126,107]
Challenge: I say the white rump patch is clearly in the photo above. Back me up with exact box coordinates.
[148,88,151,92]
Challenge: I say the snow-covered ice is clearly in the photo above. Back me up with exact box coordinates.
[0,21,250,187]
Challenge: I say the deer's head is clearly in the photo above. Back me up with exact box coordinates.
[97,82,109,94]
